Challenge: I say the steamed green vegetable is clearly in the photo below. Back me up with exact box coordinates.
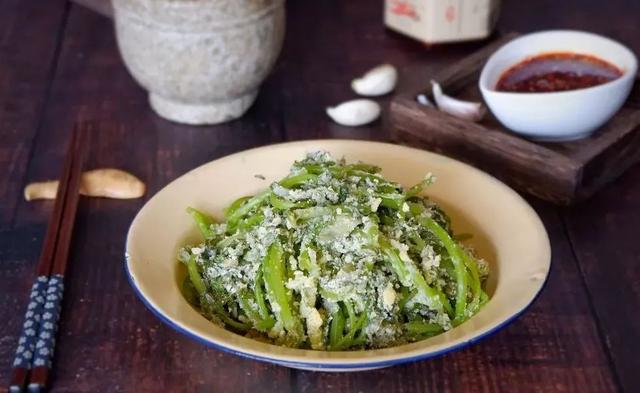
[178,152,489,350]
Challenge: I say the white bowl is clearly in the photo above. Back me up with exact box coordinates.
[479,30,638,141]
[125,140,551,371]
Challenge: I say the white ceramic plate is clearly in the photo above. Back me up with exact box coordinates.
[125,140,551,371]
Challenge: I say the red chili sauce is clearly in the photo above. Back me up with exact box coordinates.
[495,52,623,93]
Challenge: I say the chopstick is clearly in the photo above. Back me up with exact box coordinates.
[8,128,79,392]
[28,127,88,393]
[8,124,89,393]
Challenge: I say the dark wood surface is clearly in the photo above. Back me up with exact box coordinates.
[390,33,640,204]
[1,1,639,392]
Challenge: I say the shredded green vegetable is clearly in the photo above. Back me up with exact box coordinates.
[178,151,489,350]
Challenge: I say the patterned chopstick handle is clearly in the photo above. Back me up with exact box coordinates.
[11,276,48,370]
[26,274,64,392]
[32,274,64,369]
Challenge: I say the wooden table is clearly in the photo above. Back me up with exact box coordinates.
[1,0,638,392]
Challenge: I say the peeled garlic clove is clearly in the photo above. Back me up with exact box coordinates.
[80,168,145,199]
[431,80,485,122]
[351,64,398,96]
[326,99,381,126]
[24,168,145,201]
[24,180,58,201]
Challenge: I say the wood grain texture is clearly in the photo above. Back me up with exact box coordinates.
[0,0,69,228]
[389,34,640,205]
[0,0,70,386]
[562,167,640,393]
[1,0,640,392]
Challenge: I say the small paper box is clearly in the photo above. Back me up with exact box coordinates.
[384,0,501,44]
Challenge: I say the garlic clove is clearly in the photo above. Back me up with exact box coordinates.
[326,99,381,127]
[416,94,433,107]
[24,168,146,201]
[24,180,58,201]
[431,80,485,122]
[80,168,145,199]
[351,64,398,96]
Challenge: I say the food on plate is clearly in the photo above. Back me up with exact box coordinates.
[495,52,623,93]
[178,152,489,350]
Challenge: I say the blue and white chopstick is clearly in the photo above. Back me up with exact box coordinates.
[8,125,87,392]
[9,277,48,393]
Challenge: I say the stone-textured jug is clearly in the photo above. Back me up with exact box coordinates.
[113,0,285,125]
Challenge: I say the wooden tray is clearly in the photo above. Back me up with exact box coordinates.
[389,33,640,204]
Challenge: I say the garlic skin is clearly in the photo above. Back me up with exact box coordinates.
[326,99,381,127]
[24,168,146,201]
[351,64,398,96]
[431,80,485,122]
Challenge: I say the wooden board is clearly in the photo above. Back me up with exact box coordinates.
[389,33,640,204]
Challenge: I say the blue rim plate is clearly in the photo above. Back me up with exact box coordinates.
[124,140,551,371]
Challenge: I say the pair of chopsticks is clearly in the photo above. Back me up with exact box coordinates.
[9,124,89,393]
